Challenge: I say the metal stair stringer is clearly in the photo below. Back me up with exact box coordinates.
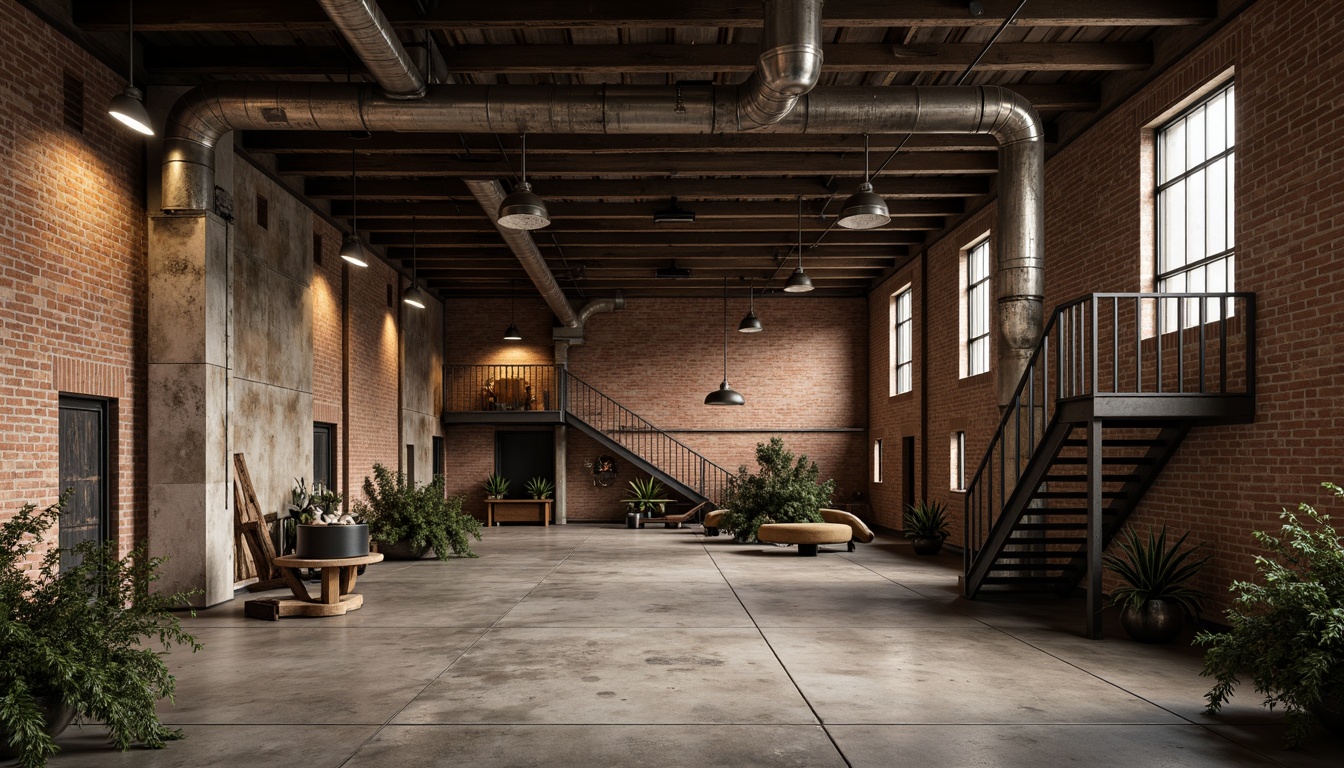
[563,411,712,506]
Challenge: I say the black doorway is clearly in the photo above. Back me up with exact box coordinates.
[902,436,916,515]
[58,396,109,571]
[495,431,554,499]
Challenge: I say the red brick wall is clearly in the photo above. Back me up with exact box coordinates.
[0,0,147,556]
[871,0,1344,611]
[443,295,869,522]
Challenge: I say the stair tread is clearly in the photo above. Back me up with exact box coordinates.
[1015,522,1088,530]
[1054,456,1157,465]
[1062,438,1167,447]
[980,576,1069,584]
[1043,474,1144,482]
[1001,537,1087,545]
[1034,491,1127,498]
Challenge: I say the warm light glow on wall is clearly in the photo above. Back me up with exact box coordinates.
[485,345,547,366]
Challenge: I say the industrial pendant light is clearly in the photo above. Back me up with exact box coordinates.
[497,134,551,230]
[503,280,522,341]
[339,150,370,267]
[705,278,745,406]
[402,216,427,309]
[837,134,890,230]
[107,0,154,136]
[783,196,814,293]
[737,278,763,333]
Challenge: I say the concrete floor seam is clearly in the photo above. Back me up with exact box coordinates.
[701,532,857,768]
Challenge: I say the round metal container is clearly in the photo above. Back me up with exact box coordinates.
[295,524,370,559]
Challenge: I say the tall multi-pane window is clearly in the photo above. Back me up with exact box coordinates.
[965,239,991,377]
[891,287,913,395]
[1157,82,1235,326]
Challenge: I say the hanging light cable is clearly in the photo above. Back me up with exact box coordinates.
[497,134,551,230]
[784,196,814,293]
[738,278,763,333]
[503,280,522,341]
[107,0,154,135]
[402,215,427,309]
[705,278,745,405]
[339,150,370,267]
[837,134,890,230]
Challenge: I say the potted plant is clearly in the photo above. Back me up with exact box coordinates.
[1,494,201,768]
[484,473,510,499]
[1197,482,1344,748]
[903,500,950,555]
[355,464,482,560]
[287,478,367,559]
[1102,526,1210,643]
[524,476,555,500]
[721,438,835,543]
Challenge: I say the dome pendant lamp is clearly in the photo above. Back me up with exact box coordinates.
[783,196,814,293]
[737,278,763,333]
[705,278,746,406]
[107,0,154,136]
[503,280,522,341]
[837,134,891,230]
[497,134,551,230]
[339,150,371,267]
[402,216,427,309]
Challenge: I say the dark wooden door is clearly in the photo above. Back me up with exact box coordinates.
[58,397,108,571]
[496,431,554,499]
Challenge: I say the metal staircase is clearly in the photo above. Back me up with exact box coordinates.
[441,364,733,508]
[963,293,1256,637]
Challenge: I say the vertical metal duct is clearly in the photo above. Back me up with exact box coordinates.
[738,0,825,128]
[464,179,579,329]
[317,0,427,99]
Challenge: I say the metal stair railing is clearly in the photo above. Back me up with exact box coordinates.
[963,292,1256,582]
[563,370,734,506]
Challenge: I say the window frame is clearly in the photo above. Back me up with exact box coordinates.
[962,237,991,378]
[873,438,884,484]
[890,285,913,396]
[951,431,966,492]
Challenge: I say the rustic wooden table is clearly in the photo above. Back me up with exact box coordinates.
[486,498,553,526]
[245,552,384,620]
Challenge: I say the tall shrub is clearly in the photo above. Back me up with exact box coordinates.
[722,438,835,543]
[354,464,482,559]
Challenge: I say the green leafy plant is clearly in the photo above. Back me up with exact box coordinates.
[621,477,669,515]
[288,478,352,525]
[524,476,555,500]
[1196,482,1344,748]
[312,484,345,516]
[484,473,510,499]
[903,500,950,540]
[722,438,835,543]
[1,493,202,768]
[356,464,482,559]
[1103,526,1210,615]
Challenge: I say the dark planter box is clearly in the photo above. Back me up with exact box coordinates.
[295,524,370,559]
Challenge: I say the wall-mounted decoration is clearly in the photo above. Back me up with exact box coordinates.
[587,455,617,487]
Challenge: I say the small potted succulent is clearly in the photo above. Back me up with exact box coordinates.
[525,476,555,500]
[622,477,672,528]
[289,478,368,559]
[1103,526,1210,644]
[904,500,950,555]
[484,473,510,499]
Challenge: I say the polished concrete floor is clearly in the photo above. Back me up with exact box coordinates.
[41,525,1342,767]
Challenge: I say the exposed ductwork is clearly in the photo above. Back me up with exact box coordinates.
[464,179,579,329]
[159,3,1043,406]
[553,293,628,349]
[738,0,825,128]
[316,0,427,99]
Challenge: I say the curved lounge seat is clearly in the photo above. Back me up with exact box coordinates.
[756,522,852,556]
[702,509,727,536]
[819,508,875,551]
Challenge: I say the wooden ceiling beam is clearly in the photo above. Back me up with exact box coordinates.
[306,176,989,200]
[280,151,996,177]
[353,216,945,233]
[373,230,924,247]
[147,42,1150,75]
[75,1,1216,31]
[333,199,961,219]
[398,245,905,259]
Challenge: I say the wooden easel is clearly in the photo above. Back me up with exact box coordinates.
[233,453,286,592]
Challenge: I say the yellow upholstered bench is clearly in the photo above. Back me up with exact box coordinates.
[702,509,728,536]
[756,522,853,556]
[819,508,875,552]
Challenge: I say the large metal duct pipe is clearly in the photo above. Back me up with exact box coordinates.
[160,83,1043,403]
[554,293,628,347]
[738,0,825,128]
[463,179,579,329]
[316,0,426,99]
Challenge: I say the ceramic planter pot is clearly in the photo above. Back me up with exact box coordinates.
[910,535,944,555]
[1119,599,1184,643]
[295,523,369,559]
[379,539,433,560]
[0,694,76,759]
